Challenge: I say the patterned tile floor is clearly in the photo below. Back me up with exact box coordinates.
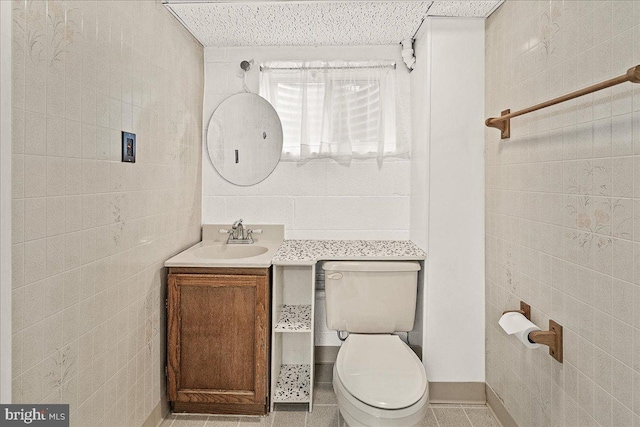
[160,365,501,427]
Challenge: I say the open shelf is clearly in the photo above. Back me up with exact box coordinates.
[271,265,315,411]
[275,305,312,332]
[273,364,311,403]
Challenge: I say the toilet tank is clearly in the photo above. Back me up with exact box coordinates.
[322,261,421,333]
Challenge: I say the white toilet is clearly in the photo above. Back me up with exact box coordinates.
[322,261,428,427]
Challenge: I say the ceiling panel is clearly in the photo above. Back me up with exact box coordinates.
[427,1,501,17]
[165,1,502,47]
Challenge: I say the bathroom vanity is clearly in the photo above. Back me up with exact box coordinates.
[167,266,270,415]
[164,225,284,415]
[164,225,426,415]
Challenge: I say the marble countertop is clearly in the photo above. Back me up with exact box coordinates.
[271,240,427,265]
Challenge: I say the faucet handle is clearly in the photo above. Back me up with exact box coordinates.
[219,229,232,234]
[248,229,263,234]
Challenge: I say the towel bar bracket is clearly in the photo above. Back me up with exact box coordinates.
[486,109,510,139]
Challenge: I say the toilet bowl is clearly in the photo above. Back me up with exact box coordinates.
[322,261,427,427]
[332,335,428,427]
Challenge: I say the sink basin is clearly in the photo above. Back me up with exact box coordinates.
[193,243,269,260]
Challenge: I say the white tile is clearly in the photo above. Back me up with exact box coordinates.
[65,232,83,272]
[23,198,46,242]
[202,197,227,224]
[611,156,633,198]
[46,235,65,277]
[46,116,66,157]
[24,155,47,198]
[611,358,633,408]
[325,161,402,196]
[225,196,294,227]
[257,161,327,197]
[612,238,633,282]
[46,74,65,118]
[286,229,410,240]
[24,111,46,156]
[46,157,66,197]
[593,117,612,158]
[12,199,24,244]
[611,278,634,325]
[81,86,97,126]
[96,94,110,129]
[45,275,64,319]
[65,81,82,122]
[611,113,632,156]
[293,196,409,230]
[25,68,46,114]
[46,197,66,237]
[65,196,83,233]
[11,0,201,423]
[65,158,83,195]
[12,64,25,110]
[65,119,82,159]
[611,1,634,36]
[12,108,25,155]
[612,318,634,367]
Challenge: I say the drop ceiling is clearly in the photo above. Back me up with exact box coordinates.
[164,1,503,47]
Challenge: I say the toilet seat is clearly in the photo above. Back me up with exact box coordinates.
[336,334,427,410]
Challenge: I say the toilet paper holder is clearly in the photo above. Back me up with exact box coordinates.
[502,301,531,319]
[503,301,563,363]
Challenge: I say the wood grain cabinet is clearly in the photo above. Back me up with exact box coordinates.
[167,267,270,415]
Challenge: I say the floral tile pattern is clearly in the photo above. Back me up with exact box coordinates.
[11,1,203,426]
[485,1,640,427]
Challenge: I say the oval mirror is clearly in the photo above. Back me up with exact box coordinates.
[206,93,283,186]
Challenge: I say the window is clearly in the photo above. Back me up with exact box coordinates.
[259,60,405,164]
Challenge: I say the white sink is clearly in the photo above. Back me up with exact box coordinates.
[164,224,284,268]
[193,243,269,260]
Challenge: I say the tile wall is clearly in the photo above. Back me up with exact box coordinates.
[11,1,203,425]
[485,1,640,426]
[202,46,411,240]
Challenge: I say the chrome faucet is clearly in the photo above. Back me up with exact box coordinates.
[232,219,244,240]
[220,219,262,244]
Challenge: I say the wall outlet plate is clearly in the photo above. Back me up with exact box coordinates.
[122,131,136,163]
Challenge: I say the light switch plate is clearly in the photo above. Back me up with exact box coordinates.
[122,131,136,163]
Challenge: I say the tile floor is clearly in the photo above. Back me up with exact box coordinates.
[160,365,501,427]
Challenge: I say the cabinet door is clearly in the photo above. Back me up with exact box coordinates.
[167,272,269,408]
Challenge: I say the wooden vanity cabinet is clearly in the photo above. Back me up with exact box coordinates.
[167,267,270,415]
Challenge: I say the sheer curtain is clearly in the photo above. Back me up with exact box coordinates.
[259,60,404,165]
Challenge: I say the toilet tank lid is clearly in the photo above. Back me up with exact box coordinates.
[322,261,421,272]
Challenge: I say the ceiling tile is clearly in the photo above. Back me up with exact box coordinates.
[165,1,503,47]
[167,1,433,46]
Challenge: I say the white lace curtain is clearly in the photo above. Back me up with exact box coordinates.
[259,60,405,165]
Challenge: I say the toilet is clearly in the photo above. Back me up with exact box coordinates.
[322,261,428,427]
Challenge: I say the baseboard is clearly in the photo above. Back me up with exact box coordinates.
[315,346,340,364]
[485,384,517,427]
[428,382,486,404]
[143,399,169,427]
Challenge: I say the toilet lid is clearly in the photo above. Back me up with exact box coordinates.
[336,334,427,410]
